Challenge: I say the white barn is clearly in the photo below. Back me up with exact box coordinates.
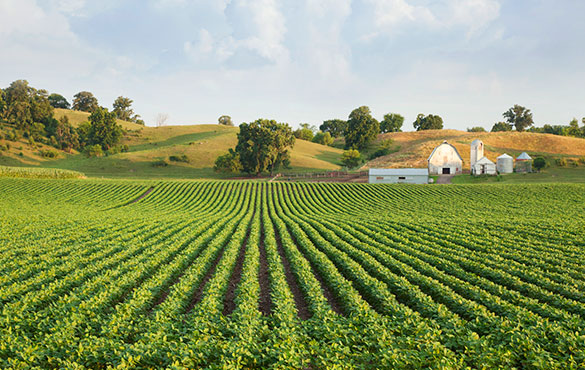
[369,168,429,184]
[471,156,497,175]
[427,141,463,175]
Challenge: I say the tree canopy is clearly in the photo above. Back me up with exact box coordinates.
[413,114,443,131]
[72,91,99,113]
[3,80,53,133]
[85,108,123,150]
[235,119,295,175]
[491,121,513,132]
[112,96,134,121]
[467,126,486,132]
[380,113,404,133]
[312,131,333,146]
[344,106,380,149]
[503,104,534,132]
[48,93,70,109]
[341,149,361,169]
[294,123,315,141]
[218,115,233,126]
[319,119,347,138]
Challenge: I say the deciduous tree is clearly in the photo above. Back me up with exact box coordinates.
[320,119,347,138]
[294,123,315,141]
[86,108,122,150]
[341,149,361,169]
[503,104,533,132]
[380,113,404,133]
[491,121,513,132]
[218,115,233,126]
[112,96,134,121]
[344,106,380,149]
[48,94,70,109]
[413,113,443,131]
[235,119,295,175]
[72,91,99,113]
[312,131,333,146]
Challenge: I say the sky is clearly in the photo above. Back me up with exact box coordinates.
[1,0,584,130]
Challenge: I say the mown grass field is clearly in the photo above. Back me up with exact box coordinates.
[1,178,584,369]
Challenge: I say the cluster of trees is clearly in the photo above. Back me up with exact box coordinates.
[465,105,585,139]
[215,119,295,175]
[293,124,334,146]
[0,80,131,156]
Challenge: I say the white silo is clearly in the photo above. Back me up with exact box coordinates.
[497,153,514,174]
[470,139,484,168]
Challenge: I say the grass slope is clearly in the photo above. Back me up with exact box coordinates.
[366,129,585,170]
[2,109,343,179]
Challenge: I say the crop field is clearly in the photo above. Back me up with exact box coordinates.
[1,179,584,369]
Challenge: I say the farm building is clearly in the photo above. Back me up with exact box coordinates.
[427,141,463,175]
[471,156,497,175]
[369,168,429,184]
[497,154,514,174]
[470,139,484,168]
[516,152,533,172]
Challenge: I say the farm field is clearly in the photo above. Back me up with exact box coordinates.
[1,179,585,368]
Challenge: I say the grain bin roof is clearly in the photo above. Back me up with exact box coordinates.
[517,152,532,160]
[369,168,429,176]
[497,153,513,159]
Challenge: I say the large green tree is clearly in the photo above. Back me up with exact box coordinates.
[3,80,53,133]
[86,108,122,150]
[0,88,5,115]
[380,113,404,133]
[235,119,295,175]
[344,106,380,149]
[112,96,134,121]
[503,104,534,132]
[72,91,99,112]
[320,119,347,138]
[48,93,70,109]
[412,113,443,131]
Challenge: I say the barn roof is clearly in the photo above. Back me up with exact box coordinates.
[475,156,495,165]
[369,168,429,176]
[517,152,532,160]
[427,141,463,162]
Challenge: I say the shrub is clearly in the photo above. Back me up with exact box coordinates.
[533,157,546,172]
[0,144,8,152]
[341,149,361,169]
[214,150,242,173]
[312,131,334,146]
[169,154,189,163]
[38,149,59,158]
[84,144,104,158]
[555,157,567,167]
[151,159,169,167]
[578,157,585,165]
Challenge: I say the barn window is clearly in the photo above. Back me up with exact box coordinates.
[398,176,406,180]
[376,176,383,180]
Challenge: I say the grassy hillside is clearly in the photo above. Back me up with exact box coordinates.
[365,129,585,170]
[1,109,343,179]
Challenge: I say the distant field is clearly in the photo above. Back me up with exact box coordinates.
[1,178,584,368]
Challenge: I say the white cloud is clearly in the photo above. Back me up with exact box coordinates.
[447,0,501,36]
[0,0,71,37]
[365,0,436,30]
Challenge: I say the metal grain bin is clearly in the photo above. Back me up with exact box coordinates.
[496,153,514,174]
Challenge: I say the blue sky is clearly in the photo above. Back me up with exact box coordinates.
[1,0,584,129]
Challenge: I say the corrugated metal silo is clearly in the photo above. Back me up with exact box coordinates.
[497,153,514,174]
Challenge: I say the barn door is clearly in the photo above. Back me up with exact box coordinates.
[442,168,450,175]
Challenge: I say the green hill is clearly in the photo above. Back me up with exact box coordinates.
[0,109,343,179]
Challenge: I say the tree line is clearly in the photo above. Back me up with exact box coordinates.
[0,80,142,156]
